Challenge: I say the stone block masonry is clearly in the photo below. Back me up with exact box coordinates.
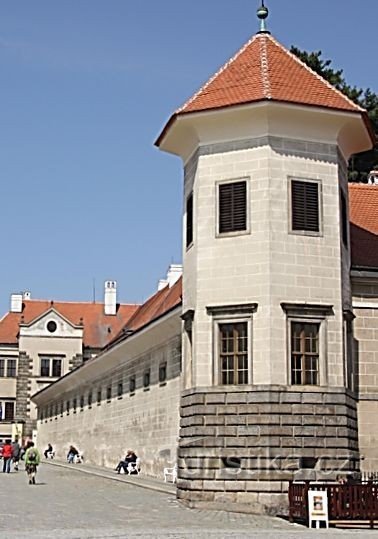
[178,386,359,514]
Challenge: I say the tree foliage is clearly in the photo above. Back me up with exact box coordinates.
[291,47,378,182]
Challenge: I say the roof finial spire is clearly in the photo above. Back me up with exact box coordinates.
[257,1,270,34]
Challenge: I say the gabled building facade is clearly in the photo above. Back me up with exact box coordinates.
[0,283,138,441]
[32,12,377,515]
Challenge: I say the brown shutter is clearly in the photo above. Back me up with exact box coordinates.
[219,181,247,233]
[291,180,319,232]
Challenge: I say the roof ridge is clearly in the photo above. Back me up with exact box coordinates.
[176,34,259,114]
[267,34,364,113]
[259,34,272,99]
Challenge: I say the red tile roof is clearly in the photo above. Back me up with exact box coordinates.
[178,34,363,115]
[112,278,182,344]
[156,33,372,147]
[349,184,378,269]
[0,301,139,348]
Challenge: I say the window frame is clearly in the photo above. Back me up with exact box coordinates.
[129,376,136,395]
[0,358,17,378]
[340,189,349,247]
[39,356,64,378]
[216,177,250,238]
[185,192,194,249]
[288,177,323,237]
[0,400,15,421]
[159,362,167,385]
[207,304,257,386]
[282,303,332,387]
[290,320,321,386]
[143,369,150,391]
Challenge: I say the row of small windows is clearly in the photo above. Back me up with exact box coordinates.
[186,178,349,246]
[0,358,63,379]
[40,362,168,421]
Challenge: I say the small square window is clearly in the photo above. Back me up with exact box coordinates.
[159,363,167,384]
[143,370,150,390]
[129,376,136,395]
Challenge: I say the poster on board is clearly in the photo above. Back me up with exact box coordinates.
[308,490,329,529]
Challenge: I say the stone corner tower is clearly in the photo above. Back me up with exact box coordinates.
[156,11,374,514]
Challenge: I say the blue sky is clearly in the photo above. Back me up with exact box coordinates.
[0,0,377,314]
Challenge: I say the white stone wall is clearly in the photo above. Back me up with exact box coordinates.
[184,136,346,388]
[353,279,378,471]
[36,335,181,477]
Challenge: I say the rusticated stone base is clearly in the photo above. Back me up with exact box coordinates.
[178,386,359,515]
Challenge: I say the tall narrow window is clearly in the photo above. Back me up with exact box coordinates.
[97,389,102,405]
[52,359,62,377]
[186,193,193,247]
[219,322,248,385]
[117,381,123,398]
[291,179,320,233]
[340,191,348,246]
[106,386,112,401]
[4,402,14,421]
[0,360,4,377]
[291,322,320,385]
[6,360,16,377]
[40,359,50,377]
[129,376,136,395]
[88,391,92,408]
[218,181,247,234]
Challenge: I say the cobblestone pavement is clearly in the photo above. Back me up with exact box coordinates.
[0,463,376,538]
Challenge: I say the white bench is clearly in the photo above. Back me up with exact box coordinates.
[127,457,141,475]
[164,464,177,483]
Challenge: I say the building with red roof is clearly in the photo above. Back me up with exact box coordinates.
[29,4,377,515]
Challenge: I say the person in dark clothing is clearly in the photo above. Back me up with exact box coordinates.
[11,437,21,471]
[115,450,137,474]
[44,443,54,459]
[67,445,79,463]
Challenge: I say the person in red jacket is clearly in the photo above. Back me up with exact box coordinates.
[2,439,13,473]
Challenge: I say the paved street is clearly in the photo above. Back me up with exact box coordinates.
[0,462,376,538]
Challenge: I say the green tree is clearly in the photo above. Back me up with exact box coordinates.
[291,47,378,182]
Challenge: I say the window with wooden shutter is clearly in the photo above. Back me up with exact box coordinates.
[218,181,247,234]
[291,180,320,233]
[186,193,193,247]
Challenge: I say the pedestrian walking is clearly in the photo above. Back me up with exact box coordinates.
[25,442,41,485]
[11,437,21,471]
[2,439,13,473]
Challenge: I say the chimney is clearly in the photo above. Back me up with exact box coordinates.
[10,294,23,313]
[104,281,117,315]
[166,264,182,288]
[368,169,378,185]
[158,279,168,291]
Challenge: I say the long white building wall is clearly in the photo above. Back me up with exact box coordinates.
[35,332,181,477]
